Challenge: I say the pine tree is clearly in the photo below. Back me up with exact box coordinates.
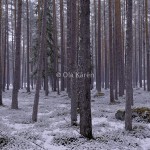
[26,0,30,93]
[79,0,92,139]
[109,0,114,103]
[32,0,47,122]
[125,0,133,131]
[11,0,23,109]
[0,0,2,105]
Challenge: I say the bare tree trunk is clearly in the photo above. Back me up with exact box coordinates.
[26,0,30,92]
[115,0,124,97]
[79,0,92,139]
[60,0,65,91]
[0,0,2,105]
[32,0,47,122]
[97,0,101,93]
[21,32,25,89]
[94,0,98,91]
[70,0,77,126]
[109,0,114,103]
[44,52,49,96]
[138,1,142,88]
[11,0,22,109]
[67,0,71,97]
[125,0,133,131]
[3,1,7,92]
[112,1,118,100]
[104,0,108,89]
[53,0,58,92]
[142,0,146,91]
[145,0,150,91]
[6,0,10,90]
[11,0,14,85]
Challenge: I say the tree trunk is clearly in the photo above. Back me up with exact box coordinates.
[60,0,65,91]
[125,0,133,131]
[6,0,10,90]
[79,0,92,139]
[11,0,22,109]
[109,0,114,103]
[70,0,77,125]
[52,0,58,92]
[0,0,2,105]
[32,0,47,122]
[67,0,71,97]
[26,0,30,92]
[97,0,101,92]
[145,0,150,91]
[115,0,124,97]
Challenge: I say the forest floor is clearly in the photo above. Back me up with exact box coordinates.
[0,87,150,150]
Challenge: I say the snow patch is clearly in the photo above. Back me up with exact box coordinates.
[140,138,150,150]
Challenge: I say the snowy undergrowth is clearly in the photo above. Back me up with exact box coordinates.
[0,88,150,149]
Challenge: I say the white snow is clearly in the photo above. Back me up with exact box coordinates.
[140,138,150,150]
[0,88,150,149]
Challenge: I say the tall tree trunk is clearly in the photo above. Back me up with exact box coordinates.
[22,31,25,89]
[3,0,7,92]
[115,0,124,97]
[0,0,2,105]
[67,0,71,97]
[145,0,150,91]
[79,0,92,139]
[11,0,22,109]
[6,0,9,90]
[26,0,30,92]
[32,0,47,122]
[94,0,98,91]
[11,0,14,85]
[97,0,101,92]
[70,0,77,125]
[125,0,133,131]
[53,0,58,92]
[60,0,65,91]
[44,48,49,96]
[109,0,114,103]
[103,0,108,89]
[138,1,142,88]
[142,0,146,91]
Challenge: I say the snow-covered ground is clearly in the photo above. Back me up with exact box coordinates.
[0,88,150,150]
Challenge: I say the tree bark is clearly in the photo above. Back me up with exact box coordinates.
[97,0,102,92]
[32,0,47,122]
[11,0,22,109]
[60,0,65,91]
[145,0,150,91]
[0,0,2,105]
[109,0,114,103]
[125,0,133,131]
[52,0,58,92]
[115,0,125,97]
[79,0,92,139]
[67,0,71,97]
[26,0,30,92]
[70,0,77,125]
